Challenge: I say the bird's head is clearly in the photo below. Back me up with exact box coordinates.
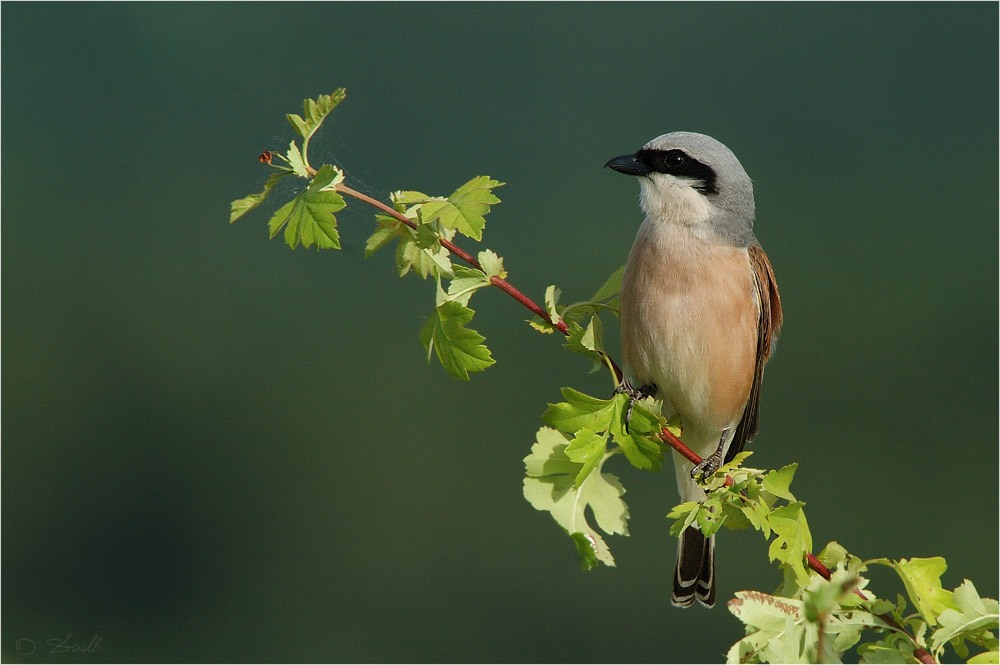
[606,132,755,244]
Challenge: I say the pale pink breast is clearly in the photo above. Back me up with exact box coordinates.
[620,231,758,432]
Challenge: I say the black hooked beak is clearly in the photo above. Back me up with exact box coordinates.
[605,153,654,176]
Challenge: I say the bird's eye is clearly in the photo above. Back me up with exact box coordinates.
[665,151,686,167]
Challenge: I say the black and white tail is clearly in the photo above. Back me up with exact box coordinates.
[672,526,715,608]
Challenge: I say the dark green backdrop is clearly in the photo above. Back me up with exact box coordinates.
[3,3,997,662]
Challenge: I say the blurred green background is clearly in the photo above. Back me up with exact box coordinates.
[3,3,997,662]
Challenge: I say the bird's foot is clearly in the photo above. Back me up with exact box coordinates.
[691,427,730,482]
[614,380,656,433]
[691,451,724,482]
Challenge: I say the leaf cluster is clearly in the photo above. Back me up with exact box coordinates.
[366,185,506,380]
[528,267,624,374]
[693,471,1000,664]
[230,90,348,250]
[231,92,998,665]
[522,388,681,568]
[728,544,998,664]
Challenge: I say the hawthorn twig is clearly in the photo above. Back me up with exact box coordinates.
[333,182,937,663]
[335,182,624,380]
[805,554,937,664]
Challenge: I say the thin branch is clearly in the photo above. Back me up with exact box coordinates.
[335,182,624,381]
[334,180,936,664]
[806,556,936,663]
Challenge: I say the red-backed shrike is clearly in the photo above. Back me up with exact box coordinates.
[606,132,782,608]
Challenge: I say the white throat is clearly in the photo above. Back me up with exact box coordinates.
[638,174,713,228]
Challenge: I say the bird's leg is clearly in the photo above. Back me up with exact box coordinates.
[614,380,657,432]
[691,427,729,482]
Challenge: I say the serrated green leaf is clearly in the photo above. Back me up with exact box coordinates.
[608,394,664,471]
[767,502,813,585]
[542,387,617,433]
[563,315,607,369]
[418,176,503,241]
[286,89,346,140]
[478,249,506,279]
[544,285,562,324]
[858,643,916,664]
[311,163,343,190]
[286,140,310,177]
[391,190,434,209]
[564,428,607,487]
[667,501,701,537]
[365,218,401,258]
[720,498,753,531]
[893,557,957,625]
[568,532,600,571]
[267,165,346,250]
[928,580,999,658]
[523,427,629,569]
[230,170,292,222]
[591,264,625,302]
[414,222,440,249]
[762,463,798,502]
[443,266,491,306]
[418,300,494,380]
[953,579,998,617]
[817,541,850,570]
[968,650,1000,664]
[727,590,809,663]
[528,319,557,334]
[395,226,453,279]
[742,497,774,538]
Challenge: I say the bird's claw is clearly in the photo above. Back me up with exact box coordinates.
[614,380,656,433]
[691,451,723,482]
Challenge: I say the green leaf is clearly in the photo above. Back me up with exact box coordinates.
[286,140,310,177]
[230,170,292,222]
[286,89,347,140]
[527,319,557,334]
[544,285,562,324]
[762,464,798,502]
[608,394,664,471]
[418,300,494,380]
[391,190,433,209]
[478,249,506,279]
[892,557,957,625]
[563,318,607,372]
[364,217,402,258]
[541,387,617,433]
[395,226,453,279]
[816,540,850,571]
[726,590,807,664]
[858,642,916,664]
[667,501,701,537]
[442,266,491,307]
[267,164,345,250]
[564,428,608,487]
[767,502,813,585]
[929,580,999,659]
[742,496,774,538]
[591,264,625,302]
[523,427,629,570]
[418,176,504,241]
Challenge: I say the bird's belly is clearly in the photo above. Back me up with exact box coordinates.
[620,240,758,433]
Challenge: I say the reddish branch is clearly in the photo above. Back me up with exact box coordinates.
[806,555,936,664]
[336,183,620,373]
[336,183,937,664]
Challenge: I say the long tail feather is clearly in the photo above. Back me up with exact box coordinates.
[672,526,716,608]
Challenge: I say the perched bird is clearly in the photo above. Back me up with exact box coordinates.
[606,133,782,608]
